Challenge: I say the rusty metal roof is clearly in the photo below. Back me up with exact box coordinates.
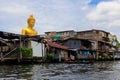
[47,41,69,50]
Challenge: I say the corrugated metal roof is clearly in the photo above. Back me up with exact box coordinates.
[46,41,69,50]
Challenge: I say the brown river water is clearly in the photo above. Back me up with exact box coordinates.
[0,61,120,80]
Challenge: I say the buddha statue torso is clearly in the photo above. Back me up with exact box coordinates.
[22,14,38,36]
[22,27,37,36]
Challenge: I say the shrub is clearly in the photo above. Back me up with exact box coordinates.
[21,47,32,58]
[45,53,54,62]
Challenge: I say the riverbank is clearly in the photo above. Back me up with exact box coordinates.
[0,57,120,65]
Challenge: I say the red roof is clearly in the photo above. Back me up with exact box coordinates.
[46,41,69,50]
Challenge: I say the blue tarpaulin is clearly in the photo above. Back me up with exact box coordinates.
[82,50,89,55]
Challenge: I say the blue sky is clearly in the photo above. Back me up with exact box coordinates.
[89,0,111,5]
[0,0,120,41]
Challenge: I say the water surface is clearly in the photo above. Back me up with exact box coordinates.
[0,61,120,80]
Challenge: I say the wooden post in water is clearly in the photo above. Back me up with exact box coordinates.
[113,50,115,61]
[0,52,3,62]
[41,39,44,62]
[96,40,98,60]
[0,47,3,62]
[19,35,22,62]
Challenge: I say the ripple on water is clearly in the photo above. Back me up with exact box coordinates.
[0,62,120,80]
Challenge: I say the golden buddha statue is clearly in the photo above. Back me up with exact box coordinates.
[22,14,38,36]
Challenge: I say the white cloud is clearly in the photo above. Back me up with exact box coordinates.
[85,0,120,41]
[108,20,120,27]
[87,1,120,20]
[0,4,30,14]
[87,1,120,28]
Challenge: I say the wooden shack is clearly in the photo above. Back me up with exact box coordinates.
[75,29,118,60]
[0,31,21,62]
[45,41,70,62]
[61,37,94,60]
[0,31,44,63]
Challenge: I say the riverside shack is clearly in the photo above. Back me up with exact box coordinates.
[0,31,44,63]
[0,31,21,62]
[75,29,118,60]
[45,29,118,61]
[45,41,70,62]
[61,37,94,60]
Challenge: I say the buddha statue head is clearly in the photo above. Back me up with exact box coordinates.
[27,14,36,28]
[22,14,38,36]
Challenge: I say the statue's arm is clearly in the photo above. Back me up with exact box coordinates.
[22,28,26,35]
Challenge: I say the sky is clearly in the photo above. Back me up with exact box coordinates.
[1,0,120,41]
